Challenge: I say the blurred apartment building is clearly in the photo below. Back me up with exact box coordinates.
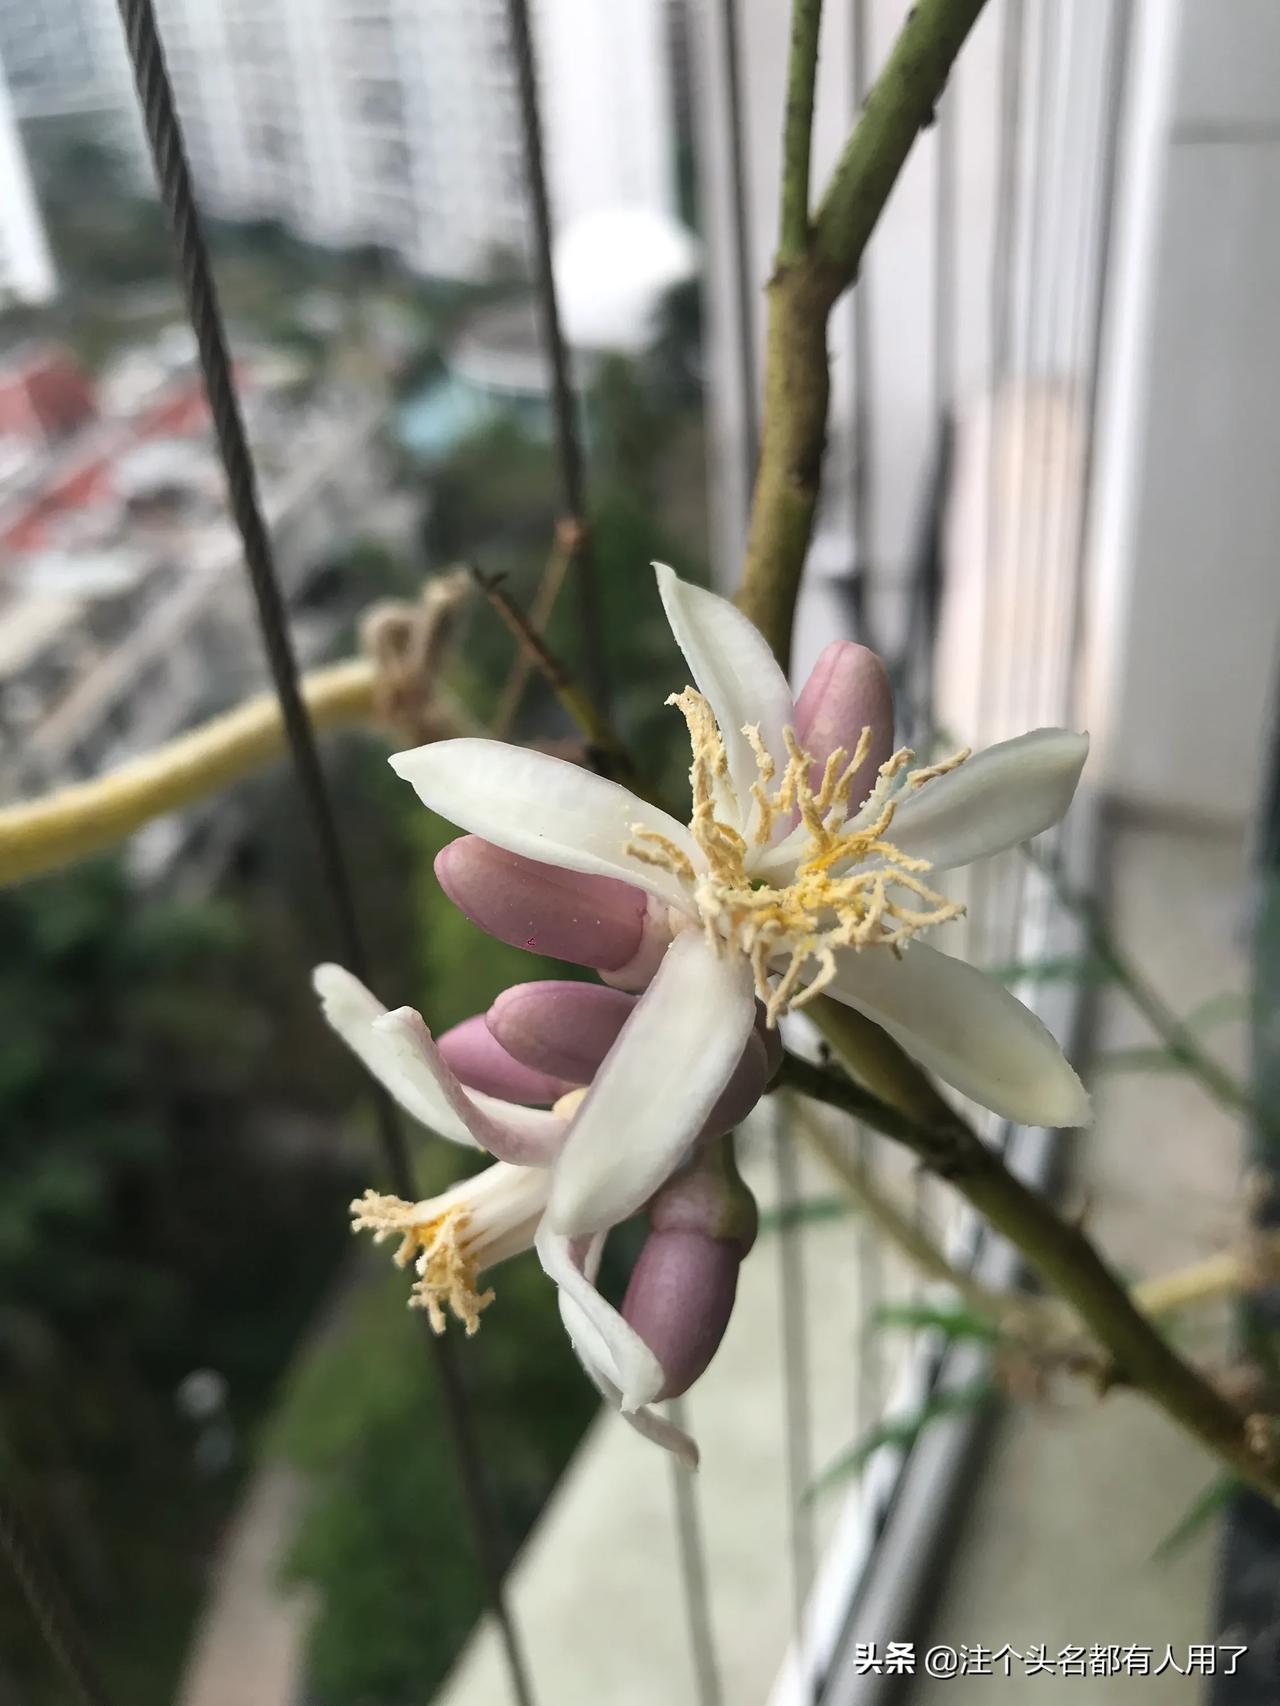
[0,57,56,304]
[0,0,676,283]
[0,335,413,880]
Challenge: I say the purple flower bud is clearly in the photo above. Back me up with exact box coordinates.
[622,1229,743,1400]
[704,1029,772,1136]
[649,1139,759,1252]
[792,640,895,807]
[435,836,648,971]
[436,1013,575,1104]
[487,980,636,1083]
[490,981,777,1130]
[599,896,676,992]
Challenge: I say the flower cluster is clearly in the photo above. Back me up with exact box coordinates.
[316,565,1089,1463]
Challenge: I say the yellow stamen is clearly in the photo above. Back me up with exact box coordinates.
[627,827,695,880]
[629,689,970,1026]
[908,746,972,789]
[351,1190,494,1335]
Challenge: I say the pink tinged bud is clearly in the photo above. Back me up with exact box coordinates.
[436,1013,575,1104]
[490,981,777,1129]
[487,980,636,1084]
[434,835,648,972]
[599,895,676,993]
[622,1229,744,1400]
[792,640,895,807]
[704,1028,772,1136]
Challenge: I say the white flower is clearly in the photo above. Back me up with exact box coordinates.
[389,564,1091,1242]
[313,962,699,1464]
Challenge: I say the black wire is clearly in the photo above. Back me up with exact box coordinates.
[502,0,605,710]
[0,1487,114,1706]
[110,5,535,1702]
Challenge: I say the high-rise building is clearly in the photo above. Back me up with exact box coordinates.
[0,0,676,284]
[0,0,148,180]
[0,57,56,305]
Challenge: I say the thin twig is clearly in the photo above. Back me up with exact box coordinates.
[778,0,825,266]
[776,1037,1280,1501]
[491,521,584,739]
[467,566,636,786]
[794,1093,1280,1355]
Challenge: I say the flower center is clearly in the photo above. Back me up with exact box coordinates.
[629,689,969,1025]
[351,1189,494,1335]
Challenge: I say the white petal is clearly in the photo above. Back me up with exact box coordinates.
[826,941,1091,1128]
[584,1361,700,1469]
[313,965,565,1164]
[447,1161,550,1270]
[389,738,697,910]
[547,930,757,1236]
[538,1225,665,1410]
[655,563,794,822]
[885,730,1089,871]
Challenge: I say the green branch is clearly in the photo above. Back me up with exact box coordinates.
[777,1032,1280,1503]
[738,0,990,666]
[777,0,825,266]
[812,0,988,287]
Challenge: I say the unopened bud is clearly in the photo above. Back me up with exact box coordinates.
[435,835,647,971]
[792,640,894,807]
[622,1230,743,1400]
[436,1013,575,1104]
[490,981,775,1130]
[622,1139,758,1399]
[488,980,635,1083]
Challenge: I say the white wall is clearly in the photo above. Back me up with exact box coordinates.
[1086,0,1280,822]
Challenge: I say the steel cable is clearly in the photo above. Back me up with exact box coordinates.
[110,3,535,1700]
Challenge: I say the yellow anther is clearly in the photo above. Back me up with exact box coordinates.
[907,746,972,789]
[350,1191,494,1335]
[629,690,970,1027]
[628,827,695,881]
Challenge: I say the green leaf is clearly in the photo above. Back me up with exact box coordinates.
[872,1301,1001,1344]
[1150,1475,1238,1564]
[807,1379,993,1501]
[1093,1047,1188,1075]
[1183,990,1251,1033]
[758,1195,854,1234]
[986,955,1113,988]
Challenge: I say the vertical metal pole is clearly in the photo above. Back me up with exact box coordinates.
[774,1119,816,1682]
[503,0,605,706]
[667,1396,724,1706]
